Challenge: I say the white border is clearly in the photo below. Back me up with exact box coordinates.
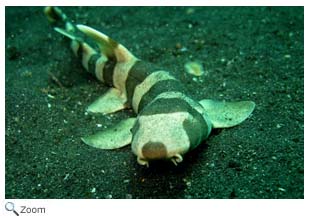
[1,1,308,218]
[0,199,308,217]
[1,2,5,217]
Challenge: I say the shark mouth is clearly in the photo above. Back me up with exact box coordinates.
[137,154,183,167]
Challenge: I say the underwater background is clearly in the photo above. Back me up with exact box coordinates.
[5,6,303,199]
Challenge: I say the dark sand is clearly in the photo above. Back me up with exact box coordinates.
[5,6,303,198]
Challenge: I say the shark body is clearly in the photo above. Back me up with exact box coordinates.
[45,7,255,166]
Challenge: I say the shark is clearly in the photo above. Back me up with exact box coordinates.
[44,6,255,167]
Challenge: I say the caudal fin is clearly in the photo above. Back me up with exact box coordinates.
[44,6,75,32]
[44,6,138,112]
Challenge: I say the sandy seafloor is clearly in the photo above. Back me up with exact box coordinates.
[5,6,303,199]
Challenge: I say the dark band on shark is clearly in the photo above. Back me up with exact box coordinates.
[138,79,187,112]
[103,57,117,86]
[140,97,203,118]
[125,61,162,104]
[107,38,119,53]
[85,52,116,85]
[77,43,84,61]
[88,53,102,77]
[182,115,207,149]
[44,6,67,23]
[45,7,61,22]
[138,97,208,148]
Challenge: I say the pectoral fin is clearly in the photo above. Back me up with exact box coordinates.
[199,99,255,128]
[81,117,136,149]
[87,88,128,114]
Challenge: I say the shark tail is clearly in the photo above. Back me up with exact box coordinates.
[44,6,102,77]
[44,6,75,33]
[44,7,138,114]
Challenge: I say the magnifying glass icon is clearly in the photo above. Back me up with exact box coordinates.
[5,202,19,216]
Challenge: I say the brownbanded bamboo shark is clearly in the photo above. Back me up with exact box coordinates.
[45,6,255,167]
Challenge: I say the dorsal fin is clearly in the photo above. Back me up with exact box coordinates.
[76,24,136,63]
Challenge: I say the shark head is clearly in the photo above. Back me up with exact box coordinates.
[131,112,195,166]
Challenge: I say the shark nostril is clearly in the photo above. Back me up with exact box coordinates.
[142,142,167,160]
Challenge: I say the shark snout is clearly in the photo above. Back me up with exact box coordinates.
[142,142,167,160]
[140,142,184,166]
[136,142,167,166]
